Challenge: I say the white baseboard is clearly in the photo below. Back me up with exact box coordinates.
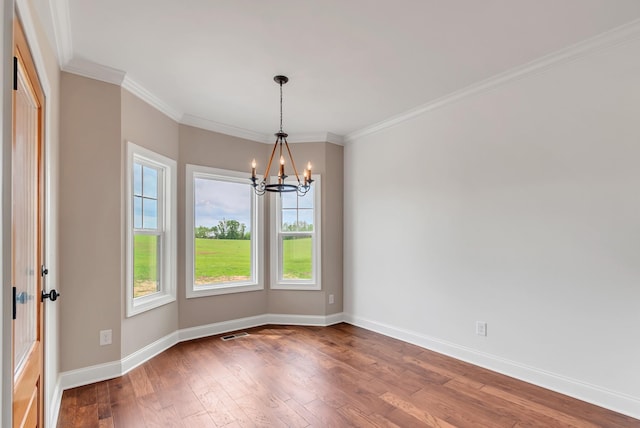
[48,379,63,428]
[343,313,640,420]
[58,312,345,393]
[179,314,270,342]
[121,331,180,374]
[59,360,122,391]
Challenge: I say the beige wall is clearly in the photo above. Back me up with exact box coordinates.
[265,142,344,316]
[59,85,344,371]
[178,127,344,325]
[59,73,122,370]
[120,89,179,357]
[177,125,269,328]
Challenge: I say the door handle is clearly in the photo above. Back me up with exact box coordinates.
[41,289,60,302]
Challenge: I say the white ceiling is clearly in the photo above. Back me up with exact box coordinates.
[32,0,640,143]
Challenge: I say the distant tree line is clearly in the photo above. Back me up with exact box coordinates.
[195,219,313,240]
[282,221,313,232]
[195,219,250,240]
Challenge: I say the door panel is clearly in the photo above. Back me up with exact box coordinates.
[12,18,45,428]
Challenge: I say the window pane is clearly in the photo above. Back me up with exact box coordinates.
[281,191,297,209]
[282,209,298,231]
[142,165,158,198]
[133,163,142,196]
[193,177,253,285]
[142,198,158,229]
[282,236,312,280]
[297,209,314,230]
[133,234,160,298]
[133,196,142,229]
[297,186,314,209]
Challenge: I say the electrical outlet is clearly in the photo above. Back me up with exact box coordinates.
[329,294,335,304]
[476,321,487,337]
[100,329,112,346]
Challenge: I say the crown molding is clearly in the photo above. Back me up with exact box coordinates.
[286,132,344,145]
[344,17,640,143]
[122,76,182,122]
[63,57,125,85]
[181,114,270,143]
[47,0,73,66]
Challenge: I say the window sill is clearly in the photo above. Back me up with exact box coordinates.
[127,292,176,317]
[186,282,264,298]
[271,282,321,291]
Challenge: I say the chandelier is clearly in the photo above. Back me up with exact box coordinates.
[251,75,313,196]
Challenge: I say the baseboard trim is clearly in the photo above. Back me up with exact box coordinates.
[59,360,122,391]
[179,314,270,342]
[121,331,180,375]
[343,313,640,420]
[48,379,63,427]
[58,312,345,393]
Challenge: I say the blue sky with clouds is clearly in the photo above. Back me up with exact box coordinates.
[194,178,251,229]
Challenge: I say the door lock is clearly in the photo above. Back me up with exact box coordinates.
[41,289,60,302]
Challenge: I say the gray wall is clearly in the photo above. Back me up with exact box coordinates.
[59,79,344,371]
[177,126,344,328]
[120,89,180,357]
[344,35,640,416]
[59,73,122,370]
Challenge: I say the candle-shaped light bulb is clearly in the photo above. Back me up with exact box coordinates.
[278,155,285,179]
[251,159,256,179]
[307,162,312,179]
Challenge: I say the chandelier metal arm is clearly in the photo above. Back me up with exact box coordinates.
[283,137,302,184]
[263,136,279,180]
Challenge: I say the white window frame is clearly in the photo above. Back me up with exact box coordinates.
[270,175,321,290]
[126,142,177,317]
[186,164,264,298]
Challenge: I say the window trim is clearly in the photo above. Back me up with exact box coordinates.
[126,142,177,317]
[270,175,321,290]
[185,164,264,298]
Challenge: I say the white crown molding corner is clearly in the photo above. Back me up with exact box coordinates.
[180,114,271,144]
[62,57,125,86]
[344,18,640,144]
[325,133,345,146]
[47,0,73,66]
[122,75,183,122]
[342,313,640,420]
[286,132,344,145]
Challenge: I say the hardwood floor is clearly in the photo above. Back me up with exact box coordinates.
[57,323,639,427]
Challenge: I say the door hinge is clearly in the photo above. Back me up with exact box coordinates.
[41,265,49,277]
[12,286,17,320]
[13,56,18,91]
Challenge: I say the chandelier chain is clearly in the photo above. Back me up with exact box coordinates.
[279,79,283,132]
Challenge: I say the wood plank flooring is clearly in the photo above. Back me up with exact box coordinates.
[57,323,639,427]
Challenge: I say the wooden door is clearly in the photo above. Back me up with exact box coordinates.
[12,18,45,428]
